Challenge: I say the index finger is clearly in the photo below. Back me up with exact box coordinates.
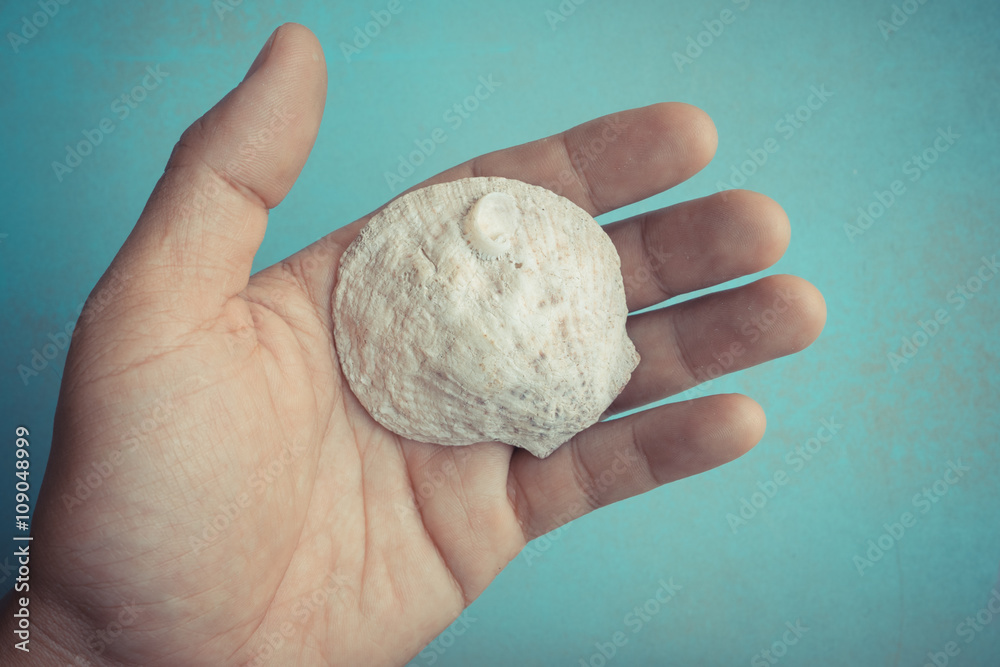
[424,101,718,217]
[277,103,718,309]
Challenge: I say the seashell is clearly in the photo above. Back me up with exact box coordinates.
[332,176,639,458]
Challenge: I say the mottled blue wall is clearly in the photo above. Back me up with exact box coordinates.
[1,1,998,665]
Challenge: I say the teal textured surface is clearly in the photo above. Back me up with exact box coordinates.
[1,1,998,665]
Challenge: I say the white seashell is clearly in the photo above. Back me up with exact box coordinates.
[332,176,639,458]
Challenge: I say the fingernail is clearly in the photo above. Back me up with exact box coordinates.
[244,27,278,80]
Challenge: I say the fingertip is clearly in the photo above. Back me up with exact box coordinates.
[684,394,766,466]
[274,21,319,42]
[244,23,327,112]
[769,274,827,351]
[274,22,327,73]
[724,190,792,266]
[704,189,792,278]
[647,102,719,174]
[736,274,827,359]
[720,393,767,459]
[684,102,720,164]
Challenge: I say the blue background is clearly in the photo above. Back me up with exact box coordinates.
[2,1,999,665]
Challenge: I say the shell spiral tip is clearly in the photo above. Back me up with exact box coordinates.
[464,191,518,258]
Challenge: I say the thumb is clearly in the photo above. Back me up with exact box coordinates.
[111,23,326,314]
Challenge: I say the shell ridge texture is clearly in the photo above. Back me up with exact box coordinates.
[333,176,639,458]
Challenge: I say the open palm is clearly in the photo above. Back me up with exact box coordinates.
[14,24,825,666]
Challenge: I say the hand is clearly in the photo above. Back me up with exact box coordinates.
[3,23,825,666]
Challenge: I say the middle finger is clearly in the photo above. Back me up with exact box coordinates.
[605,189,791,312]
